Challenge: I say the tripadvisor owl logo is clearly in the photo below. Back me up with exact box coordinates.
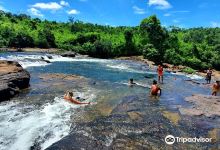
[165,135,175,145]
[165,135,212,145]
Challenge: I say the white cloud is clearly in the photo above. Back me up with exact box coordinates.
[32,2,62,10]
[211,21,220,28]
[67,9,80,15]
[164,10,190,17]
[60,0,69,6]
[132,5,146,14]
[27,8,44,17]
[148,0,172,9]
[173,19,180,23]
[164,13,171,17]
[170,10,190,13]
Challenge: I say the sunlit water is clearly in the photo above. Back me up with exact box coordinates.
[0,52,211,150]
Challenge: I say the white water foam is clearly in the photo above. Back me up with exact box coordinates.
[0,53,112,69]
[0,91,96,150]
[106,63,152,74]
[186,74,203,80]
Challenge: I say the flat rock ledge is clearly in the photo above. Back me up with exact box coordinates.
[0,60,30,101]
[179,94,220,117]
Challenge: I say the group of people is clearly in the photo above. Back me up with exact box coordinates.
[128,65,163,97]
[64,64,220,105]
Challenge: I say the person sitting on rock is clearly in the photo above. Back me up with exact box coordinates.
[212,80,220,96]
[64,91,90,104]
[150,80,161,96]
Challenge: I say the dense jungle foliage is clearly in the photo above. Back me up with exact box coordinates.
[1,10,220,70]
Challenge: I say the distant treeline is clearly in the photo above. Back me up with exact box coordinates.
[0,10,220,70]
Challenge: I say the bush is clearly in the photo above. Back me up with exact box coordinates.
[182,67,196,74]
[164,48,183,65]
[211,55,220,70]
[185,57,202,69]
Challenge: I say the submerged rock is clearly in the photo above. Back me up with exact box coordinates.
[0,60,30,101]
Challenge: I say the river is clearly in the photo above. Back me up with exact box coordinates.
[0,52,218,150]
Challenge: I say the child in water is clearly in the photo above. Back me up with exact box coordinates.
[64,91,91,105]
[150,80,162,96]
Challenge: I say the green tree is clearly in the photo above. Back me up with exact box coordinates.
[140,15,168,61]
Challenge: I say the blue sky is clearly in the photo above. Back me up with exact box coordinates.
[0,0,220,28]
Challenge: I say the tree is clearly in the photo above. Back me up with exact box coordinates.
[124,29,136,56]
[140,15,168,61]
[143,44,160,63]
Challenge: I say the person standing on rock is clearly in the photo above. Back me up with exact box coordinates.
[212,80,220,96]
[206,68,212,84]
[157,65,164,83]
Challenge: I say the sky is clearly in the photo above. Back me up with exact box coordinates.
[0,0,220,28]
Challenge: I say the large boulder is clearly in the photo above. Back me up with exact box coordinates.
[61,51,76,58]
[0,60,30,101]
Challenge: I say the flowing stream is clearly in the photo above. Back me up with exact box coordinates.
[0,52,215,150]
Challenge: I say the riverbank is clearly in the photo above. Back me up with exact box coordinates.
[0,48,60,53]
[116,56,220,81]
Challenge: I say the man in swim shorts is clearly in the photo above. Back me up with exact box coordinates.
[150,80,161,96]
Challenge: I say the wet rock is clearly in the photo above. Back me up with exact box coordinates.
[61,51,76,58]
[0,60,30,101]
[47,55,53,59]
[179,94,220,117]
[162,111,181,126]
[208,128,220,143]
[39,73,83,81]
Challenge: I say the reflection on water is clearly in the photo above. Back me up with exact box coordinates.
[0,52,218,150]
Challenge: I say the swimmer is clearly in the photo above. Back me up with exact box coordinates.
[64,91,91,104]
[128,78,137,86]
[150,80,162,97]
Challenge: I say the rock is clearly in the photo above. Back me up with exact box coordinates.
[0,60,30,101]
[47,55,53,59]
[179,94,220,117]
[162,111,181,126]
[61,51,76,58]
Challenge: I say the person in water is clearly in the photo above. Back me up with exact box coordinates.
[157,65,164,83]
[212,80,220,96]
[150,80,161,96]
[128,78,137,86]
[64,91,91,104]
[206,68,212,84]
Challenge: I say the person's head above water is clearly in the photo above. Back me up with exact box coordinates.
[129,78,134,83]
[153,80,157,85]
[69,92,73,97]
